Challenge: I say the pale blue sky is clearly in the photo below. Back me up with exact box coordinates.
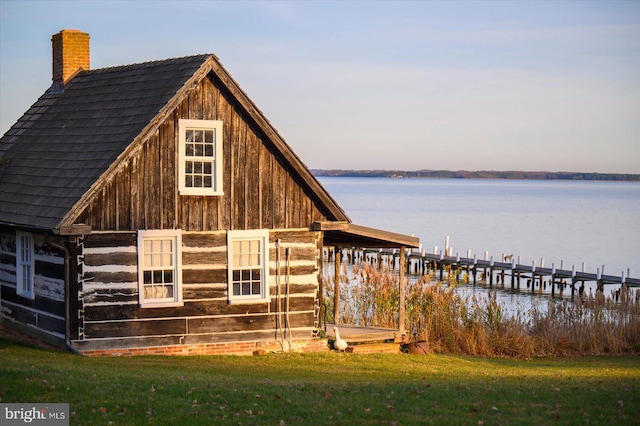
[1,0,639,173]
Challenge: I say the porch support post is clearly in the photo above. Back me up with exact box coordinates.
[334,246,341,324]
[399,245,406,339]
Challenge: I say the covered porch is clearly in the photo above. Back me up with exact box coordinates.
[312,221,420,343]
[324,323,399,342]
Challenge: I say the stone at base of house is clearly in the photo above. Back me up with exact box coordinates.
[0,323,66,352]
[80,338,330,357]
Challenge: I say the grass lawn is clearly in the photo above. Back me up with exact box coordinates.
[1,339,638,425]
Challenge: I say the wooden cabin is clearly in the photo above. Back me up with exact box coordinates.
[0,30,419,356]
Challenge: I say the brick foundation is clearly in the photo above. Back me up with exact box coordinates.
[0,326,66,352]
[81,338,330,357]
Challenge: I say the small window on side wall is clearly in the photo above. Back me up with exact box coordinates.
[137,230,183,308]
[16,231,34,299]
[178,119,223,196]
[227,230,270,304]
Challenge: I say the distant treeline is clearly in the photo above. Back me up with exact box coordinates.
[312,169,640,181]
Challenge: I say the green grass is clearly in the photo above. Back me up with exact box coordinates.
[1,339,639,425]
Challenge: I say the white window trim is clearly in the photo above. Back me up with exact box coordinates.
[178,119,224,196]
[227,229,270,304]
[16,231,35,300]
[137,230,183,308]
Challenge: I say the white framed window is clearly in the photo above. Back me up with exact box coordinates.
[16,231,35,299]
[227,230,270,304]
[137,230,183,308]
[178,119,223,196]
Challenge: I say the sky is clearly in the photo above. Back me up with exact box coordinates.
[1,0,639,173]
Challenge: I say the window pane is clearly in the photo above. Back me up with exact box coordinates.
[252,281,261,295]
[22,265,31,291]
[186,130,195,142]
[185,176,193,187]
[204,176,212,188]
[154,286,165,299]
[242,282,250,295]
[153,270,163,284]
[195,144,203,156]
[22,236,31,261]
[204,144,214,157]
[165,286,174,298]
[242,270,251,281]
[193,130,203,143]
[164,270,173,284]
[233,283,240,296]
[233,270,240,281]
[205,129,214,143]
[144,271,152,284]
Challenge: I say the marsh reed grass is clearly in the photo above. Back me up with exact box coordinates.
[322,263,640,357]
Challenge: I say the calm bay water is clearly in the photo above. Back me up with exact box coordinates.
[319,177,640,281]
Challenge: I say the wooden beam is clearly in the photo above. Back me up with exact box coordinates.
[310,221,349,231]
[334,246,341,325]
[398,246,406,339]
[55,224,92,236]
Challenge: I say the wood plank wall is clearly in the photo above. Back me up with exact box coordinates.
[76,75,329,233]
[74,229,322,351]
[0,229,66,341]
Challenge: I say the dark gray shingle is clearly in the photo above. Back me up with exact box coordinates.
[0,55,210,229]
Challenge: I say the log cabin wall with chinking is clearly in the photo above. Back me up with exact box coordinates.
[69,73,332,355]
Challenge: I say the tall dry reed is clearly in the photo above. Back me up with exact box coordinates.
[323,264,640,357]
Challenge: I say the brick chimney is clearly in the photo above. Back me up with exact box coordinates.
[51,29,90,91]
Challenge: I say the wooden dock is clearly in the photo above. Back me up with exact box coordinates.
[415,252,640,292]
[324,247,640,297]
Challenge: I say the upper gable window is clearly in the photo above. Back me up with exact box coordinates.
[178,119,223,196]
[16,231,35,300]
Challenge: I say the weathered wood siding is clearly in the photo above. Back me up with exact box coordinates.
[75,75,329,233]
[73,229,322,350]
[0,229,66,343]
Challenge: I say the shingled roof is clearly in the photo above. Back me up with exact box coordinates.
[0,53,348,231]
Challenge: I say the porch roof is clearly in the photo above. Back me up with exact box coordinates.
[312,221,420,249]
